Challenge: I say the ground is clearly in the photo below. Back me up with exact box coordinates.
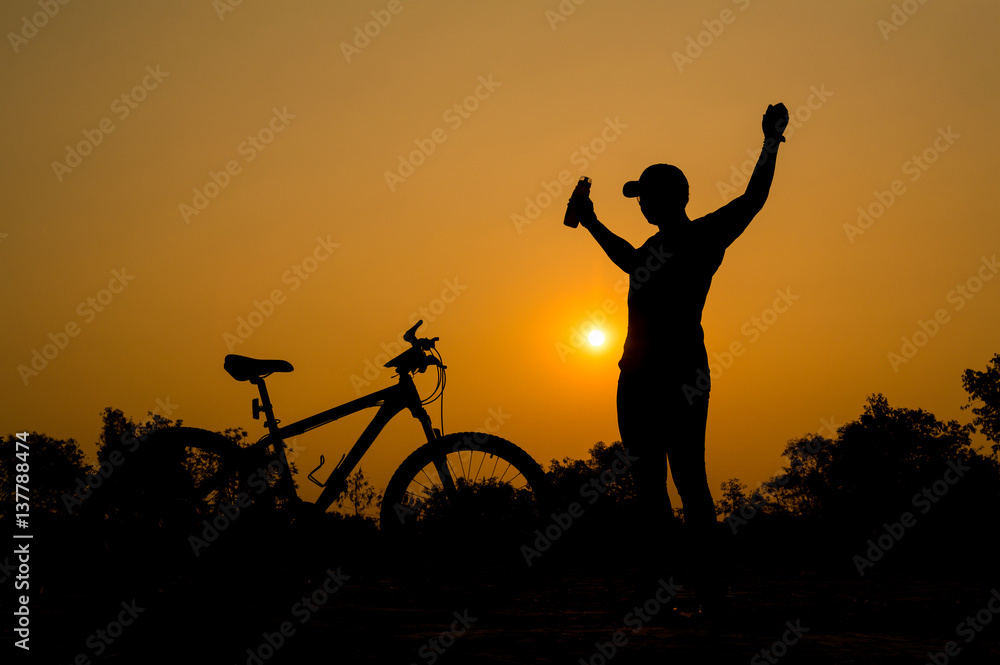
[13,538,1000,665]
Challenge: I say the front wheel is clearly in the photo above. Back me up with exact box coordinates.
[380,432,551,564]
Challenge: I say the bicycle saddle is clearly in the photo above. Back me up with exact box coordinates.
[224,354,294,382]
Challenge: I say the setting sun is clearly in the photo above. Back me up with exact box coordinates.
[588,329,606,347]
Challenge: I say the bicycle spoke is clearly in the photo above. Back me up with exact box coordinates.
[409,476,433,495]
[192,463,231,503]
[472,451,486,484]
[438,457,458,499]
[382,433,549,542]
[402,490,426,509]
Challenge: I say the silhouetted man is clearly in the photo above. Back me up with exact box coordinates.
[570,103,788,610]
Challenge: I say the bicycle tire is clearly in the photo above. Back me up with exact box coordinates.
[380,432,551,561]
[126,427,245,506]
[88,427,259,568]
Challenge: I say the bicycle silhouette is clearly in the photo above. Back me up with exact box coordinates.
[94,321,549,558]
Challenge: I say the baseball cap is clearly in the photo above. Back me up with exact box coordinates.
[622,164,688,199]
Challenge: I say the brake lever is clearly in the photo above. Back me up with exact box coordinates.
[403,320,423,344]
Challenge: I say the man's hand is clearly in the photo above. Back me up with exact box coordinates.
[573,195,598,229]
[762,103,788,143]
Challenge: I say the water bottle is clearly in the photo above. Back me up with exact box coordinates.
[563,176,592,228]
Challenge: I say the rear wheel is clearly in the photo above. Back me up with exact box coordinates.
[380,432,551,566]
[87,427,267,574]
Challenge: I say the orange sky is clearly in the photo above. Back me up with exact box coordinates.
[4,0,999,507]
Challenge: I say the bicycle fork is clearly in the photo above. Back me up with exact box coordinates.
[409,403,459,499]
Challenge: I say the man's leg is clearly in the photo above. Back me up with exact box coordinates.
[665,392,714,527]
[617,371,672,575]
[664,390,727,608]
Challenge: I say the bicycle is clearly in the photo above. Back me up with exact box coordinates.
[97,321,550,559]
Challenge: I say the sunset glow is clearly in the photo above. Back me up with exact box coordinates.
[4,0,998,512]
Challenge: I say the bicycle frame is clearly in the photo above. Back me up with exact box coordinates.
[250,370,439,512]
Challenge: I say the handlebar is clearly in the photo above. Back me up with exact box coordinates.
[384,320,445,375]
[402,319,439,351]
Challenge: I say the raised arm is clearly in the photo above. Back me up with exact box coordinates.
[575,198,639,274]
[712,103,788,247]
